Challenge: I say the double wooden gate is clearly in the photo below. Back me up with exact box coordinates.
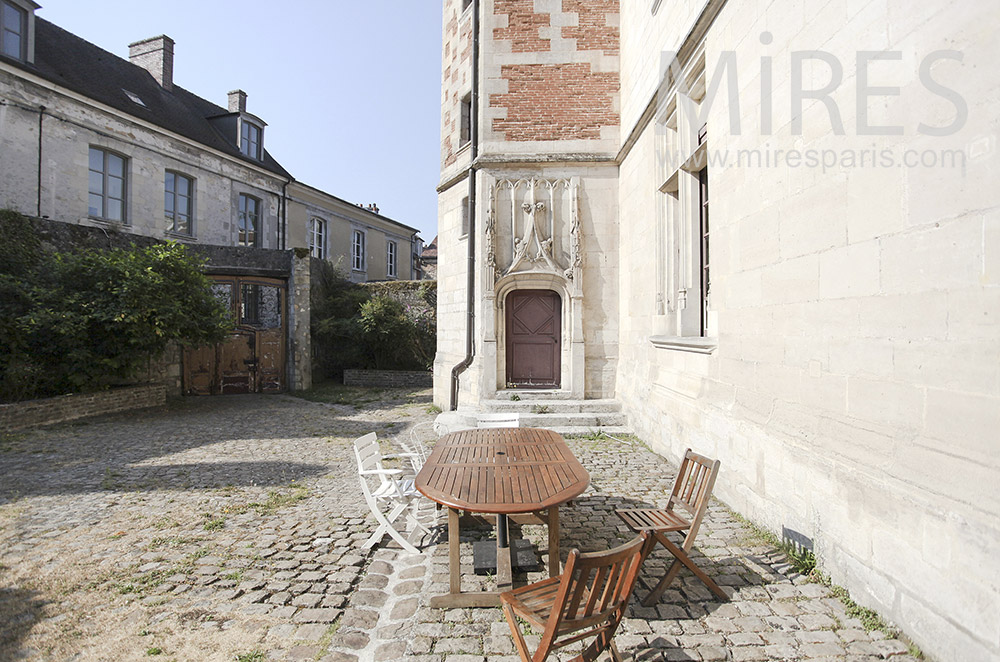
[183,276,286,395]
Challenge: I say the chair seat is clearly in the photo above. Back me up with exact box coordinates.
[501,576,563,629]
[616,508,690,534]
[372,478,420,500]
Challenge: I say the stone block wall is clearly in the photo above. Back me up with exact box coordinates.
[343,369,432,388]
[614,1,1000,660]
[0,384,167,431]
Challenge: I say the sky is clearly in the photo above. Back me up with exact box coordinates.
[34,0,443,240]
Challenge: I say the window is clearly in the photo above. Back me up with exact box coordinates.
[652,60,715,347]
[699,166,710,336]
[240,120,262,159]
[352,229,365,271]
[462,0,473,10]
[460,93,472,145]
[88,147,127,223]
[386,240,397,278]
[238,193,260,246]
[0,1,25,61]
[308,217,326,259]
[165,171,194,235]
[460,196,469,237]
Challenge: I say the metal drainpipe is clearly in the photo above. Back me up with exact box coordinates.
[280,180,290,250]
[36,105,45,217]
[449,0,480,411]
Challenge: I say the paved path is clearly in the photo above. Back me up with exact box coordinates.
[0,392,917,661]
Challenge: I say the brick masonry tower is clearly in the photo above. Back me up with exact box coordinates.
[435,0,621,409]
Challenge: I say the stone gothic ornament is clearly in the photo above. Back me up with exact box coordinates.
[485,176,580,289]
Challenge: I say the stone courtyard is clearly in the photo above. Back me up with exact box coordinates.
[0,389,918,661]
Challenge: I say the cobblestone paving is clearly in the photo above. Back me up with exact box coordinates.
[0,391,917,661]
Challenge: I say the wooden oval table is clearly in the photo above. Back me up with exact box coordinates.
[415,427,590,608]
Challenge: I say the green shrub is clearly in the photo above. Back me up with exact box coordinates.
[0,211,232,402]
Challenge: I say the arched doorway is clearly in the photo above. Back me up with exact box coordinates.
[504,289,561,388]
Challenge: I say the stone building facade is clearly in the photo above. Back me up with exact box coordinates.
[435,1,999,660]
[286,182,421,282]
[0,7,420,394]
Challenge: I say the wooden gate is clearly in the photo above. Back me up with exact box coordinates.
[183,276,286,395]
[505,289,561,389]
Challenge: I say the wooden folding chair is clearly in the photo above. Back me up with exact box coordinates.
[500,532,654,662]
[615,448,726,606]
[353,432,430,555]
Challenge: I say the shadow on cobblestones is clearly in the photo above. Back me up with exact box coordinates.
[0,586,47,657]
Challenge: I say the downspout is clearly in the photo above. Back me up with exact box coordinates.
[280,179,290,250]
[449,0,480,410]
[36,105,45,217]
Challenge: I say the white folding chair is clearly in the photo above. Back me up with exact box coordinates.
[353,432,430,555]
[477,412,521,428]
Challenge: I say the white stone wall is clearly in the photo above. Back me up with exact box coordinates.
[0,66,285,247]
[617,1,999,660]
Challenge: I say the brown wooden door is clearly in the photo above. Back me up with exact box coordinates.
[183,276,286,395]
[505,289,561,388]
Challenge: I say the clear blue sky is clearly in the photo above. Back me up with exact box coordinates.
[36,0,443,240]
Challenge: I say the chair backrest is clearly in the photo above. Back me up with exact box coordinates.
[477,412,521,428]
[353,432,382,474]
[541,532,652,652]
[667,448,720,548]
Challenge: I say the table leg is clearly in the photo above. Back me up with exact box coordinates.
[449,507,461,595]
[547,507,561,578]
[496,513,513,593]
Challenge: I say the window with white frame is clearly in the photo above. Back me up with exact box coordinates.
[460,196,469,237]
[351,229,365,271]
[308,217,326,259]
[165,171,194,235]
[88,147,127,223]
[653,59,715,344]
[0,0,26,61]
[238,193,260,246]
[240,120,262,160]
[386,240,397,278]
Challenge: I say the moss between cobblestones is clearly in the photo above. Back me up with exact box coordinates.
[724,506,923,658]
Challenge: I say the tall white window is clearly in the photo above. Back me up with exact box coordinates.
[0,1,26,61]
[240,120,262,159]
[165,171,194,235]
[309,217,326,259]
[654,59,715,343]
[352,229,365,271]
[238,193,260,246]
[386,240,397,278]
[88,147,127,223]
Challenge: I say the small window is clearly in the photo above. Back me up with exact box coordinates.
[165,171,194,235]
[386,240,397,278]
[309,217,326,259]
[460,196,470,237]
[460,93,472,145]
[0,1,26,61]
[352,229,365,271]
[88,147,127,223]
[238,193,260,246]
[240,120,262,159]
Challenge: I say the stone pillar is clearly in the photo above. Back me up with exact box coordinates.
[290,248,312,391]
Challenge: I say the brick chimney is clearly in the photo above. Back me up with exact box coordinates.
[128,35,174,91]
[228,90,247,113]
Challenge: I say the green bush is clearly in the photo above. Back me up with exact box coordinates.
[311,265,436,375]
[0,211,232,402]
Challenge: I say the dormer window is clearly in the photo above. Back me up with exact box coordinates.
[1,0,27,61]
[240,119,262,160]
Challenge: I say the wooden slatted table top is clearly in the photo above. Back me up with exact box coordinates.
[415,428,590,514]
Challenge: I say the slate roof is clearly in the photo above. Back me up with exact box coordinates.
[1,17,291,179]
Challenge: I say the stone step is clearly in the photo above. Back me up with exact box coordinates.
[513,412,627,429]
[548,425,633,437]
[482,398,621,414]
[493,389,575,401]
